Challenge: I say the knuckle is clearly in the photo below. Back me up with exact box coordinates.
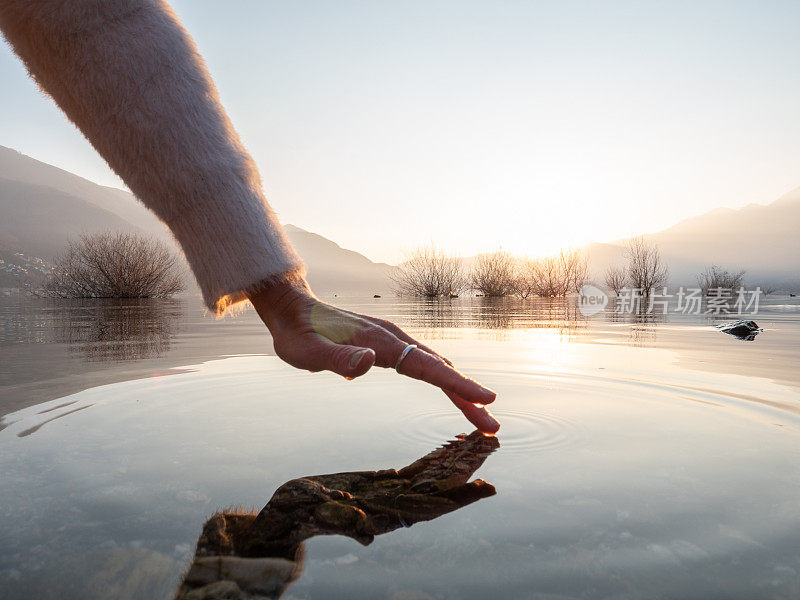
[363,327,393,350]
[378,318,397,332]
[357,323,380,339]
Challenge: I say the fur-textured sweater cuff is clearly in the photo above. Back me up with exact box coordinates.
[164,187,305,316]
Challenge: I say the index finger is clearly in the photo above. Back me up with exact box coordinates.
[444,390,500,434]
[398,346,496,406]
[362,315,455,367]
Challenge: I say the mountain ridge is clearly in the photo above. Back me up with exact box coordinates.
[585,187,800,287]
[0,145,394,294]
[1,144,797,291]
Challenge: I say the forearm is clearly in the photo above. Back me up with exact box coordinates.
[0,0,303,314]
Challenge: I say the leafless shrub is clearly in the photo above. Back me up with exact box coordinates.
[625,236,668,298]
[515,258,539,299]
[471,250,518,297]
[44,232,185,299]
[560,248,589,293]
[696,265,746,294]
[391,246,465,298]
[522,256,565,297]
[761,285,777,296]
[515,249,588,298]
[604,265,628,296]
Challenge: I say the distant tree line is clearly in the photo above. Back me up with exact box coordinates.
[392,246,590,299]
[392,236,791,303]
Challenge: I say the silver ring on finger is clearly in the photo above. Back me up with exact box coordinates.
[395,344,417,373]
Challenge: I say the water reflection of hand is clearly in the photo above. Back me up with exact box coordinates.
[176,431,499,599]
[248,275,499,433]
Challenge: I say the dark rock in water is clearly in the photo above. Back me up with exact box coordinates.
[373,294,381,298]
[716,320,762,341]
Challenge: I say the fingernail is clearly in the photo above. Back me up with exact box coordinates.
[482,409,500,433]
[473,404,499,429]
[349,349,369,369]
[478,386,497,404]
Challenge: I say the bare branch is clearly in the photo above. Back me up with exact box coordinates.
[604,265,628,296]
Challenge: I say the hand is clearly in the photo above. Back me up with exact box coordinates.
[248,275,499,433]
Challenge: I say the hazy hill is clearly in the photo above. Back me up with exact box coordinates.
[2,143,797,293]
[0,177,146,257]
[0,145,173,249]
[586,188,800,288]
[0,146,393,294]
[284,224,395,294]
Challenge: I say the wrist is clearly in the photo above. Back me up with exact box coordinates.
[247,271,314,330]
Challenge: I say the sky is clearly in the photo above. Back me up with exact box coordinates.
[2,0,800,263]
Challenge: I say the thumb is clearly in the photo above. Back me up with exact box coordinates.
[324,342,376,379]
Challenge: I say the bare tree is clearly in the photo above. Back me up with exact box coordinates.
[44,232,185,299]
[559,248,589,293]
[471,250,518,297]
[391,246,465,298]
[696,265,746,294]
[625,236,668,298]
[604,265,628,296]
[533,256,568,297]
[517,256,558,298]
[515,248,588,298]
[515,258,539,299]
[761,285,777,296]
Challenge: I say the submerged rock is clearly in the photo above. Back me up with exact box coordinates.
[716,320,762,341]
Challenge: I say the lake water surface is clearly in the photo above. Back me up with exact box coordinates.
[2,295,800,599]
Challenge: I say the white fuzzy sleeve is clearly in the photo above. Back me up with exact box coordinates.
[0,0,305,315]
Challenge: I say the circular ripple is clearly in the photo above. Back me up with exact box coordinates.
[396,408,581,454]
